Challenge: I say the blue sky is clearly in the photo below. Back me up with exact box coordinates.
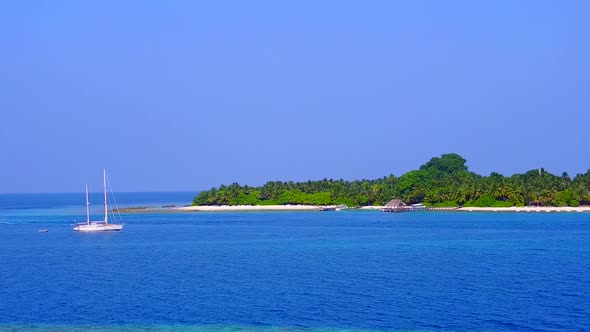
[1,1,589,193]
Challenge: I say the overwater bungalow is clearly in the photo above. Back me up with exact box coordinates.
[380,199,408,212]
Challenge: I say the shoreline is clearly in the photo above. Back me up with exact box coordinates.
[176,205,319,212]
[456,206,590,213]
[114,205,590,213]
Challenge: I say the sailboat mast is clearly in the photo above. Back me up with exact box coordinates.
[86,184,90,225]
[103,169,108,224]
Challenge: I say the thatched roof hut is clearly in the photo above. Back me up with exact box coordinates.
[385,199,406,208]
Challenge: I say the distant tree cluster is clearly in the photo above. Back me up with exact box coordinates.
[193,153,590,207]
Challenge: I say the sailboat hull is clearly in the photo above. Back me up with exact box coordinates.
[73,223,124,232]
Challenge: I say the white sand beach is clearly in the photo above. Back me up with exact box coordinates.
[116,205,590,213]
[359,206,384,210]
[457,206,590,213]
[174,205,319,212]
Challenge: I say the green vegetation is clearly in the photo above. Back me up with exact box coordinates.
[193,153,590,207]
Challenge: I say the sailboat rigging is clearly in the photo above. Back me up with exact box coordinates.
[73,170,124,232]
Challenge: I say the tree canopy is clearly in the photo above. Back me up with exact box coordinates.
[193,153,590,207]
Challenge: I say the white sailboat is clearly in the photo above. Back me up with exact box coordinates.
[73,170,124,232]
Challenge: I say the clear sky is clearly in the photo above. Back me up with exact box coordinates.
[1,0,589,193]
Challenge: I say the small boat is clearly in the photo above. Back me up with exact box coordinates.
[38,229,48,233]
[73,170,124,232]
[335,204,348,211]
[318,205,348,211]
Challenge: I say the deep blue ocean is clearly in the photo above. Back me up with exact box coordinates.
[1,193,589,332]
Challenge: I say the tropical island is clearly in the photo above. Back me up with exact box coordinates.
[192,154,590,209]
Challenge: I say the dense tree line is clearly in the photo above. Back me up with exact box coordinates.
[193,153,590,207]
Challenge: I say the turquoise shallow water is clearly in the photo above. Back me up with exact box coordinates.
[1,193,589,331]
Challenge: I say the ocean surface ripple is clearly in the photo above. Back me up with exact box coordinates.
[1,194,589,331]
